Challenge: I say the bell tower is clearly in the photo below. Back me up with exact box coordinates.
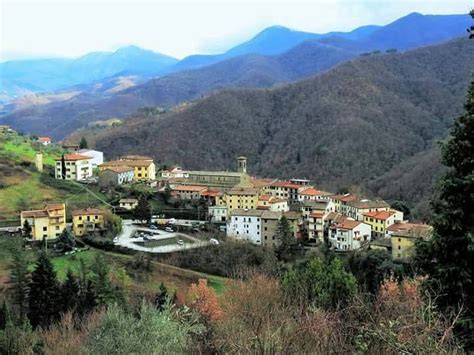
[237,156,247,174]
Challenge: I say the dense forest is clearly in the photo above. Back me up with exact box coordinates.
[85,38,473,219]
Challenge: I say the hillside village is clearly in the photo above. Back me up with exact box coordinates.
[0,126,430,262]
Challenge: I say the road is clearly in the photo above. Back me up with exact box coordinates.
[115,220,209,253]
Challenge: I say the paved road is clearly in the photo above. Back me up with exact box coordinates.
[115,220,209,253]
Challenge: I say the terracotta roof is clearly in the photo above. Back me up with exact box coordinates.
[38,136,51,142]
[363,210,395,220]
[56,154,92,161]
[172,185,208,192]
[256,206,270,210]
[270,181,301,189]
[100,160,152,168]
[299,187,324,196]
[309,211,324,218]
[331,219,363,230]
[72,208,106,216]
[201,190,222,197]
[46,203,65,211]
[102,166,134,173]
[386,222,432,233]
[21,210,49,218]
[250,178,277,188]
[331,194,359,202]
[227,187,259,195]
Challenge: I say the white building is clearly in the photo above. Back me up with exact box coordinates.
[227,209,264,245]
[257,195,289,212]
[55,154,93,181]
[161,166,189,179]
[99,166,134,186]
[119,198,138,210]
[209,205,228,223]
[77,149,104,168]
[345,199,390,221]
[329,219,371,251]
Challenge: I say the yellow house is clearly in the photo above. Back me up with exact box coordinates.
[72,208,106,236]
[99,155,156,182]
[224,187,260,212]
[388,223,432,261]
[363,209,404,238]
[20,203,66,240]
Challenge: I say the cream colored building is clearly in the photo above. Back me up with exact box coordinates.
[55,154,93,181]
[119,198,138,210]
[72,208,106,236]
[99,155,156,182]
[257,195,289,212]
[20,203,66,240]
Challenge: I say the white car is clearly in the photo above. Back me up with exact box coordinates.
[177,239,184,245]
[113,237,119,243]
[209,238,220,245]
[165,227,174,232]
[168,218,177,224]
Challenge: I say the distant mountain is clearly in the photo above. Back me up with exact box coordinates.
[82,38,473,219]
[1,12,471,138]
[171,24,380,72]
[0,47,178,102]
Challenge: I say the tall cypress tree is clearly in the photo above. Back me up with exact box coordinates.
[9,241,30,320]
[60,154,66,180]
[415,79,474,339]
[275,216,299,262]
[28,252,61,328]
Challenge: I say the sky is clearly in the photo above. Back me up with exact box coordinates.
[0,0,471,61]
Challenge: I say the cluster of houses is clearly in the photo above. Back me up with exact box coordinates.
[20,203,107,240]
[4,127,429,261]
[159,157,431,261]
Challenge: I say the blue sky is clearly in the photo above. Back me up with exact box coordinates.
[0,0,470,61]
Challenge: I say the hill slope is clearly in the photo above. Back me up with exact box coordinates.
[86,39,473,217]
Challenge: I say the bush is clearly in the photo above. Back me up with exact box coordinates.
[82,235,114,251]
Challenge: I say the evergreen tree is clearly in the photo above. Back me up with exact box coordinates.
[60,154,66,179]
[415,79,474,340]
[90,253,115,306]
[76,259,97,316]
[275,216,299,262]
[28,252,61,328]
[55,228,76,253]
[61,269,80,313]
[155,283,169,311]
[133,195,152,224]
[79,137,88,149]
[9,241,30,320]
[22,220,32,239]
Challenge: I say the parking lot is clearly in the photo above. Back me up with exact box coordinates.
[114,220,209,253]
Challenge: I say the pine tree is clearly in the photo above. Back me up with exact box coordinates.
[61,269,80,313]
[9,241,30,320]
[22,220,32,239]
[90,253,115,306]
[61,154,66,179]
[28,252,61,328]
[275,216,299,262]
[133,195,152,224]
[79,137,88,149]
[415,79,474,339]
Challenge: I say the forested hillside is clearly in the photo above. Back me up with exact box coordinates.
[85,39,473,218]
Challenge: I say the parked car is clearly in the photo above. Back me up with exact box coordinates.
[168,218,177,225]
[209,238,220,245]
[177,239,184,245]
[143,236,150,241]
[149,225,158,230]
[165,227,174,232]
[113,237,119,243]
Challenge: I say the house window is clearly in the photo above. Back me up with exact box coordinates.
[43,226,47,231]
[398,246,401,250]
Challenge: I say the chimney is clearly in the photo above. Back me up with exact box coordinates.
[35,153,43,172]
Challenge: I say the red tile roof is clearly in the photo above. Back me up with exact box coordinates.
[331,219,362,230]
[72,208,106,216]
[300,187,323,196]
[102,166,134,173]
[56,154,92,161]
[332,193,359,202]
[363,210,395,220]
[270,181,300,189]
[38,136,51,142]
[386,222,431,233]
[201,190,222,197]
[172,185,208,192]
